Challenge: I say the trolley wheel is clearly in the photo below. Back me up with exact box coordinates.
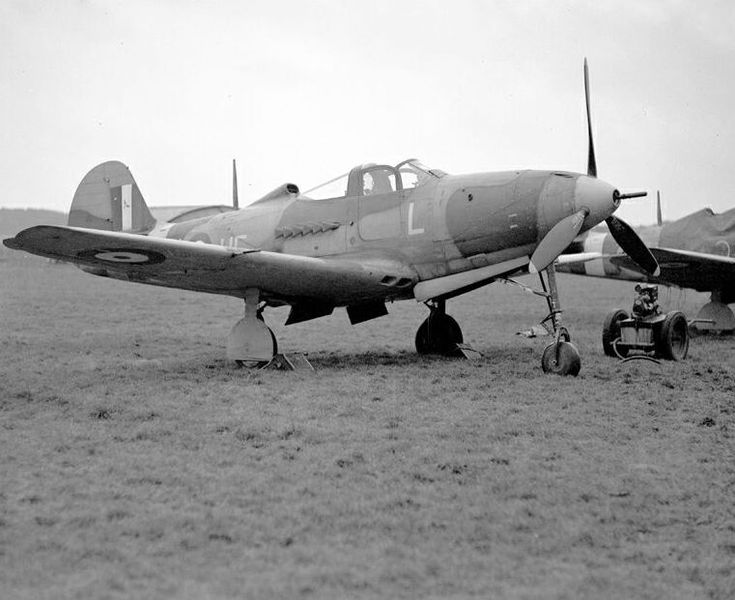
[656,311,689,360]
[602,309,629,357]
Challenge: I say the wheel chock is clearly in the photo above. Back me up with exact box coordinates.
[264,353,315,371]
[454,343,483,361]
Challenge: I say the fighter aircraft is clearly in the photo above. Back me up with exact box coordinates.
[3,60,659,375]
[558,192,735,332]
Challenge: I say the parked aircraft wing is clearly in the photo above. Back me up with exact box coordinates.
[611,247,735,292]
[558,246,735,293]
[3,225,415,304]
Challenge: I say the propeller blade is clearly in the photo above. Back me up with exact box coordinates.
[529,209,587,273]
[584,58,597,178]
[605,215,660,276]
[656,190,662,226]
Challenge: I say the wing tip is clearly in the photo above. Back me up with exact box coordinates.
[2,237,20,250]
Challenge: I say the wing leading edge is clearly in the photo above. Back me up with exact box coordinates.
[4,226,416,304]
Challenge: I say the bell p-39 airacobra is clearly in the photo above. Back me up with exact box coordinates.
[3,60,660,375]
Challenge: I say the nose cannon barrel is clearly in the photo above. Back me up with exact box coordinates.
[615,190,647,201]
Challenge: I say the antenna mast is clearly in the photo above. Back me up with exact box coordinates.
[232,159,239,209]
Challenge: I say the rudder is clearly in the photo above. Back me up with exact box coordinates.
[68,161,156,232]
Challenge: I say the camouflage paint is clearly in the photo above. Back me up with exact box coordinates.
[68,162,155,233]
[11,158,621,313]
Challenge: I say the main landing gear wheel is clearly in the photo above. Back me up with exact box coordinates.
[228,319,278,368]
[656,310,689,361]
[541,341,581,376]
[415,310,463,356]
[602,309,630,358]
[235,327,278,368]
[693,294,735,333]
[226,288,278,368]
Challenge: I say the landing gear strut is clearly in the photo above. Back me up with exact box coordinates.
[415,299,464,356]
[226,288,278,367]
[539,264,581,376]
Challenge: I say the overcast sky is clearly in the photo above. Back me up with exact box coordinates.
[2,0,734,224]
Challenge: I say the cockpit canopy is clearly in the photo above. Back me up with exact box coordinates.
[303,159,444,201]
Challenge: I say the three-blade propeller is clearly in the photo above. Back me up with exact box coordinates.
[533,59,660,277]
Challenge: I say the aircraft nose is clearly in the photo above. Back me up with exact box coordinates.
[574,176,620,228]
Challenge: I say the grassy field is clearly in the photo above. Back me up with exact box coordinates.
[1,261,734,599]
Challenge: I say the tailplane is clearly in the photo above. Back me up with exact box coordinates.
[68,161,156,233]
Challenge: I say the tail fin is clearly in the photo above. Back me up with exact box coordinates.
[68,161,156,233]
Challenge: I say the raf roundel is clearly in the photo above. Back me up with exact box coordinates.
[77,248,166,265]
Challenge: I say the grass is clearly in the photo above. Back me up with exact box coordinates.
[1,260,734,599]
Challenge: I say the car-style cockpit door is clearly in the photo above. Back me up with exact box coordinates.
[355,165,403,241]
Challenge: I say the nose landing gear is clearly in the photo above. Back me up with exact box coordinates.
[539,264,581,376]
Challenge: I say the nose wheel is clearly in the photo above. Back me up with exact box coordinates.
[539,264,581,376]
[541,336,580,376]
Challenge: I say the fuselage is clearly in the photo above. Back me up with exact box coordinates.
[154,160,619,304]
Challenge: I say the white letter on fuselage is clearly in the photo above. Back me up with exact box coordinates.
[408,202,424,235]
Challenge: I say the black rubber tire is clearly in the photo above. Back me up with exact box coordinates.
[541,341,581,376]
[657,311,689,360]
[602,309,629,357]
[415,318,432,354]
[611,339,629,359]
[415,314,463,355]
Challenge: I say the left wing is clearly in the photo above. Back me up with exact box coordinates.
[3,226,416,304]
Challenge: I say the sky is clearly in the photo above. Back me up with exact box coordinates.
[2,0,734,224]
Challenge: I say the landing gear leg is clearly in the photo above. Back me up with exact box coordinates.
[539,263,581,376]
[226,288,278,367]
[415,299,464,356]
